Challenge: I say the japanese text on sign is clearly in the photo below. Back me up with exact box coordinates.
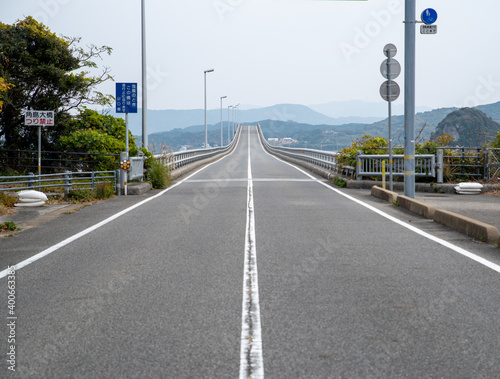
[24,111,55,126]
[116,83,138,113]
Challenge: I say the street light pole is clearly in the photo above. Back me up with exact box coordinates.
[220,96,227,146]
[204,69,214,149]
[141,0,148,149]
[228,105,233,142]
[234,103,240,137]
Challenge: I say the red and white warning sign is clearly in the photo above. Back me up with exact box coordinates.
[24,110,55,126]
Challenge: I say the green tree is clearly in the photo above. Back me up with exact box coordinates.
[491,132,500,149]
[59,109,137,170]
[0,77,11,112]
[0,17,113,151]
[336,134,388,167]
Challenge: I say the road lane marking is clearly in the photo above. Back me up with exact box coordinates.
[186,178,317,183]
[256,130,500,274]
[0,134,243,280]
[240,126,264,379]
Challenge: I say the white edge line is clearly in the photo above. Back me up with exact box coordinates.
[256,129,500,274]
[0,135,242,280]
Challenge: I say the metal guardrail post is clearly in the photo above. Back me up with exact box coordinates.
[483,148,489,180]
[436,149,443,183]
[28,172,35,189]
[115,170,120,196]
[356,151,362,181]
[64,171,72,195]
[91,172,95,189]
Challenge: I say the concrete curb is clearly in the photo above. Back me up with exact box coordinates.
[127,182,152,195]
[397,195,436,220]
[348,180,500,193]
[371,186,398,204]
[433,209,500,244]
[371,185,499,245]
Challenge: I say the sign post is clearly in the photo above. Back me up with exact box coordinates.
[116,83,138,195]
[25,110,55,189]
[420,8,438,34]
[380,44,401,191]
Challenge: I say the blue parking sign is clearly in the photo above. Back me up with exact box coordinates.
[116,83,138,113]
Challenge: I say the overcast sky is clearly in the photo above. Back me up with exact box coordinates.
[4,0,500,113]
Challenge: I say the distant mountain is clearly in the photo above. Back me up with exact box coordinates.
[110,103,393,136]
[430,108,500,146]
[308,100,432,118]
[476,102,500,123]
[133,100,500,151]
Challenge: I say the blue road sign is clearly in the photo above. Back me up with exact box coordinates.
[421,8,438,25]
[116,83,138,113]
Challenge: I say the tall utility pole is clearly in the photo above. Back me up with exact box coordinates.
[204,69,214,148]
[228,105,233,142]
[404,0,416,198]
[220,96,227,146]
[141,0,148,149]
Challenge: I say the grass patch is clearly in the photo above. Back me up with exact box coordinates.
[0,193,17,216]
[0,221,21,232]
[95,182,115,200]
[332,176,347,188]
[0,193,16,208]
[146,159,172,189]
[65,182,115,203]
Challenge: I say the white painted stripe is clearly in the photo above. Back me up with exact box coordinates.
[256,129,500,274]
[186,178,316,183]
[0,135,242,280]
[240,127,264,379]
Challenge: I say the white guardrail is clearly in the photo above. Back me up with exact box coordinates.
[154,126,241,170]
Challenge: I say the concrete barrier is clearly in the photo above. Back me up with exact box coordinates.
[397,195,436,220]
[127,182,152,195]
[433,209,500,244]
[371,186,398,204]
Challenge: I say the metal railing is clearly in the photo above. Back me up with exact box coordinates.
[356,153,435,180]
[154,126,241,169]
[436,147,500,181]
[0,149,120,172]
[258,125,437,180]
[488,148,500,179]
[256,125,355,177]
[0,171,118,195]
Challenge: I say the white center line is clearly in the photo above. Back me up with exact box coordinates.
[240,127,264,379]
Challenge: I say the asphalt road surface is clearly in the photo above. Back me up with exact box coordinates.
[1,126,500,378]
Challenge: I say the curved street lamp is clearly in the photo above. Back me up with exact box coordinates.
[228,105,233,142]
[220,96,227,146]
[204,69,214,148]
